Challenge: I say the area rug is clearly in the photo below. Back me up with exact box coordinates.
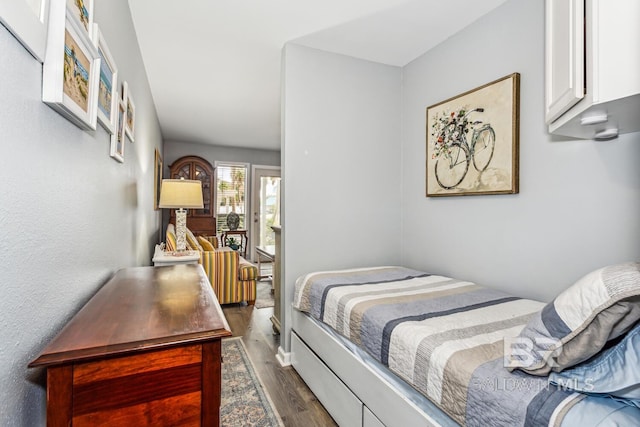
[254,281,274,309]
[221,337,283,426]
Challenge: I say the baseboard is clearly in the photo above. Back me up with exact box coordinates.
[276,346,291,366]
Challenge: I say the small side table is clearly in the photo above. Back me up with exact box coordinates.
[221,230,248,258]
[152,245,200,266]
[256,245,275,282]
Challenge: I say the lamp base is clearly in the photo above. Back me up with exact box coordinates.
[175,208,187,251]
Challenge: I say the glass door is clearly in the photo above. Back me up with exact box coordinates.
[251,166,280,261]
[214,162,248,233]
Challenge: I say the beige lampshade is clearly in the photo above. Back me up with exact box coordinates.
[158,179,204,209]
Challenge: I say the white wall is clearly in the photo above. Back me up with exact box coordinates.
[164,140,280,170]
[281,44,402,351]
[401,0,640,301]
[0,1,162,424]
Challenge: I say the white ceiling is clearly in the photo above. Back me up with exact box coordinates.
[128,0,508,151]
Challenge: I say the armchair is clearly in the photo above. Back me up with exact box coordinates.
[165,224,257,305]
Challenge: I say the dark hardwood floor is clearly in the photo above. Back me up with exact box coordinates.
[222,303,338,427]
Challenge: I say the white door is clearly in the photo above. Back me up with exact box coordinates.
[250,166,281,261]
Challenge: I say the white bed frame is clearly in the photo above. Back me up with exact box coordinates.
[291,309,460,427]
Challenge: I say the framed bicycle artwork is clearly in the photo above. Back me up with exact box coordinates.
[426,73,520,197]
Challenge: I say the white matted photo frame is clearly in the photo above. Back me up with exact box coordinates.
[0,0,50,62]
[122,81,136,142]
[92,24,118,134]
[65,0,93,40]
[426,73,520,197]
[42,0,99,130]
[110,96,126,163]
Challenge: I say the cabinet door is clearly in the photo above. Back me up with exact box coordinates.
[545,0,585,123]
[192,162,212,218]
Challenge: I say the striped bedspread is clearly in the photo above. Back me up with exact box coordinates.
[293,267,584,427]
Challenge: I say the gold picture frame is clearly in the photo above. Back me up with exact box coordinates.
[154,148,163,210]
[426,73,520,197]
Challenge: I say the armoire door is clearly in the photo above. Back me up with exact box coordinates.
[168,155,216,236]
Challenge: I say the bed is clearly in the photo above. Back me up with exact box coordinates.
[290,264,640,427]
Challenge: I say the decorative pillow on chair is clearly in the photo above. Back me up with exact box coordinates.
[200,235,219,249]
[507,262,640,375]
[549,321,640,408]
[197,236,216,251]
[185,228,203,251]
[166,224,177,252]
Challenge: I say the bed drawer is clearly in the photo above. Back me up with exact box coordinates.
[363,407,385,427]
[292,310,455,427]
[291,332,363,427]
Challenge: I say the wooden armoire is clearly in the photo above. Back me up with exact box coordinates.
[168,156,216,236]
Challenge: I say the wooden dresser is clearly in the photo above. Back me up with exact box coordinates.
[29,265,231,427]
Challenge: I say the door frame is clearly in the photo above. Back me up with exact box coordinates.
[250,165,281,262]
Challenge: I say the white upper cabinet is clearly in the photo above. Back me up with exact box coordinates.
[545,0,584,124]
[545,0,640,140]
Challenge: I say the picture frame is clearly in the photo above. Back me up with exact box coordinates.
[0,0,50,62]
[92,24,118,134]
[122,81,136,142]
[110,96,126,163]
[42,0,99,130]
[426,73,520,197]
[65,0,93,39]
[154,149,163,210]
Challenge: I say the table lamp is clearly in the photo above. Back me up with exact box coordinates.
[159,178,204,251]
